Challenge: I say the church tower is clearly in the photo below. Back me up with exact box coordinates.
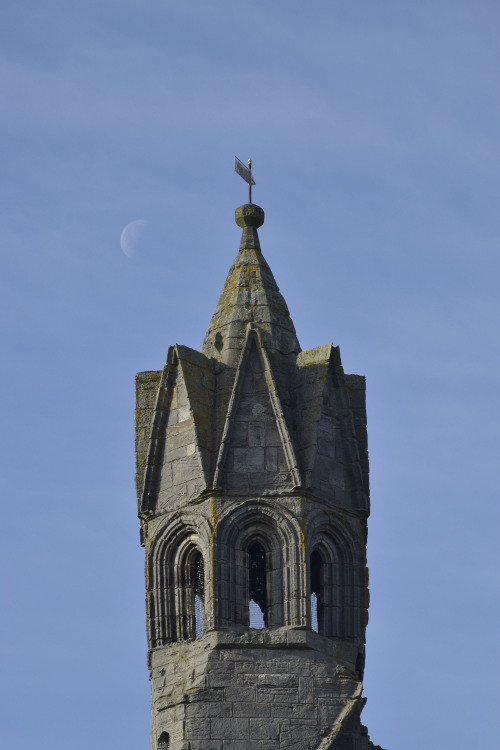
[135,198,385,750]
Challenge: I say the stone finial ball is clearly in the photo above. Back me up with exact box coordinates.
[235,204,265,228]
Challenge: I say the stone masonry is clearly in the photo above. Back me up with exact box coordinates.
[135,202,386,749]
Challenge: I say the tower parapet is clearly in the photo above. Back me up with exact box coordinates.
[135,203,384,750]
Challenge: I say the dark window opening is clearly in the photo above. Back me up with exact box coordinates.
[311,549,323,634]
[355,646,365,680]
[193,551,204,639]
[158,731,170,749]
[249,542,267,628]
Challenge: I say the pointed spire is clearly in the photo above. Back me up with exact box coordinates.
[201,205,301,367]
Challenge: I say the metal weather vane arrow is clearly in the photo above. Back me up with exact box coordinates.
[234,156,255,204]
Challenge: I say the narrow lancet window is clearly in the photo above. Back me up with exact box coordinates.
[249,542,267,628]
[193,551,204,639]
[158,731,170,749]
[311,549,323,634]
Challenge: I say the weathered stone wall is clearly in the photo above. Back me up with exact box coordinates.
[144,495,368,648]
[149,630,380,750]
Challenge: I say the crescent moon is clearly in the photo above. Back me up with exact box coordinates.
[120,219,148,258]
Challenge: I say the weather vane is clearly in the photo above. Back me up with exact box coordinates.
[234,156,256,204]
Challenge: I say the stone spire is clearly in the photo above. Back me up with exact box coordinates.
[201,203,301,369]
[135,194,382,750]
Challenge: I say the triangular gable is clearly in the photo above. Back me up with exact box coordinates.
[175,345,215,483]
[135,369,162,509]
[214,326,301,493]
[139,345,213,515]
[294,345,332,487]
[295,345,368,512]
[326,353,369,513]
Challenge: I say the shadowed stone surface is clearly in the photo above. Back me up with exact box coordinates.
[135,203,386,750]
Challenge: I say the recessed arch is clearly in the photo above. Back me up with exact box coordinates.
[307,510,367,639]
[146,512,211,647]
[215,501,303,628]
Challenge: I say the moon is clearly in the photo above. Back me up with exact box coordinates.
[120,219,148,258]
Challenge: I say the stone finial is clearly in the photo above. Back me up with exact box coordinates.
[235,203,264,251]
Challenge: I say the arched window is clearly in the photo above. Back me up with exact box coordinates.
[310,549,323,633]
[147,519,212,649]
[173,544,205,641]
[158,731,170,749]
[248,541,267,628]
[214,505,293,630]
[193,550,204,639]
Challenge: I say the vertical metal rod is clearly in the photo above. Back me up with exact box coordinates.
[248,159,252,204]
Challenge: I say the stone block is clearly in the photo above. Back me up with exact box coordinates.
[271,703,316,719]
[250,717,281,739]
[286,629,309,647]
[317,432,335,459]
[137,408,156,427]
[178,405,191,422]
[299,676,314,703]
[166,445,187,461]
[185,688,224,703]
[297,345,332,367]
[256,687,299,703]
[280,727,323,750]
[248,421,265,446]
[234,447,264,471]
[210,718,250,740]
[224,472,249,494]
[166,407,179,426]
[172,456,201,485]
[265,446,278,471]
[230,421,248,447]
[185,718,210,739]
[318,697,346,724]
[185,701,231,719]
[242,673,298,688]
[206,665,236,688]
[224,686,256,702]
[249,471,293,491]
[165,426,192,450]
[136,389,157,409]
[232,701,271,718]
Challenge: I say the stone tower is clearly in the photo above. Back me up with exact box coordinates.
[135,201,385,750]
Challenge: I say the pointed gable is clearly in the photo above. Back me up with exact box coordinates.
[214,328,301,494]
[295,345,369,513]
[135,369,162,508]
[138,345,214,515]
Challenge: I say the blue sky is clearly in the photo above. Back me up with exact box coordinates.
[1,1,499,748]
